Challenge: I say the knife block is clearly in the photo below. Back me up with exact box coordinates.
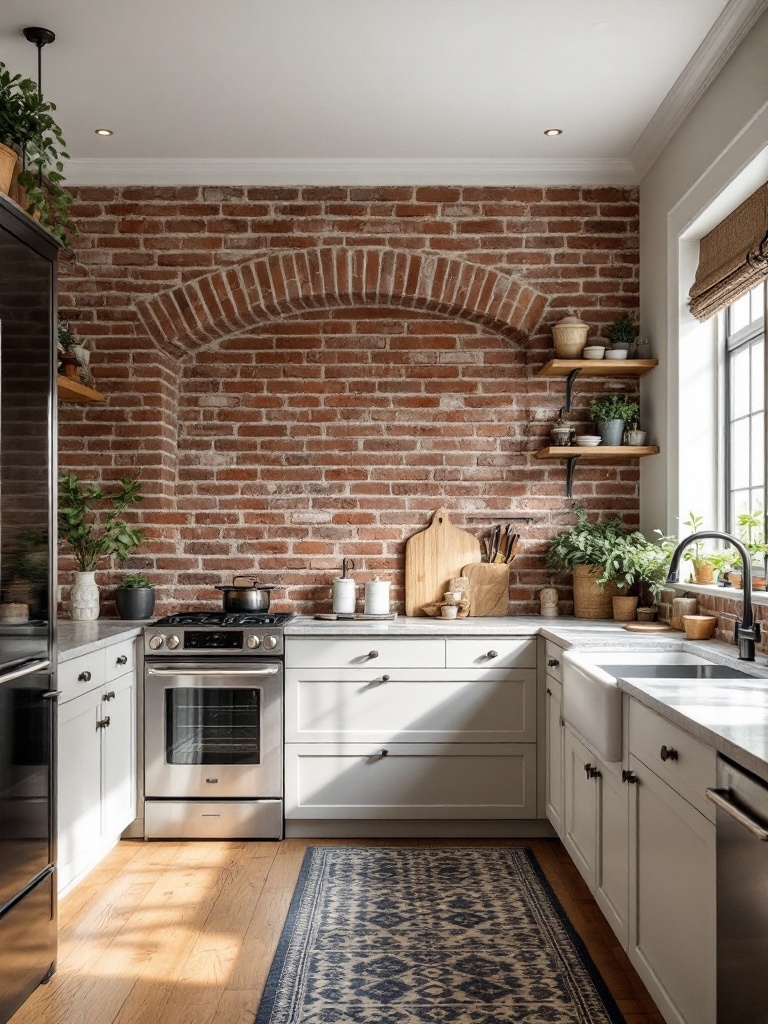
[462,563,510,617]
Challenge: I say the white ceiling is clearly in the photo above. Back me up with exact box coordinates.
[1,0,765,185]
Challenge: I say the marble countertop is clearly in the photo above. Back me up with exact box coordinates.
[57,619,146,663]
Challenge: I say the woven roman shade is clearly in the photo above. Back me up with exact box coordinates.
[689,182,768,321]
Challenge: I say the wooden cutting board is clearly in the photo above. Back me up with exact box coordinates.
[623,622,675,633]
[405,507,481,616]
[462,563,510,617]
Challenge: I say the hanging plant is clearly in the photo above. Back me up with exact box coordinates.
[0,61,76,245]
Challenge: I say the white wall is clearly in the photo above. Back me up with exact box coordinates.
[639,8,768,537]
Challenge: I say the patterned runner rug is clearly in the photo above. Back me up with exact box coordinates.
[255,846,624,1024]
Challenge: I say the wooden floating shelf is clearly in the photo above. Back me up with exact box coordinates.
[535,445,660,460]
[537,359,658,378]
[56,375,106,403]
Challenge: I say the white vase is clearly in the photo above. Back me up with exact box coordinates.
[71,571,100,621]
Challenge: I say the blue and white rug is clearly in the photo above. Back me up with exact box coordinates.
[255,846,624,1024]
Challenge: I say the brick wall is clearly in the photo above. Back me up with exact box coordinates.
[58,185,640,616]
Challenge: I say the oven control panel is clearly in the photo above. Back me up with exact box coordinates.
[144,628,283,657]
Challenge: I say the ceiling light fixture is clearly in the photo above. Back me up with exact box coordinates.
[22,27,55,96]
[95,129,114,136]
[544,128,563,137]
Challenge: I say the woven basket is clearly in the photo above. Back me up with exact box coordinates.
[0,145,17,196]
[572,564,617,619]
[694,563,715,585]
[612,595,638,621]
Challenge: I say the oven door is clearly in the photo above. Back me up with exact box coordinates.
[144,660,282,800]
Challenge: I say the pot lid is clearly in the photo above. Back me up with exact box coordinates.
[554,314,589,327]
[215,583,278,593]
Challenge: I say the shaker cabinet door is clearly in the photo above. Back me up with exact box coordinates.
[58,690,103,891]
[103,672,136,840]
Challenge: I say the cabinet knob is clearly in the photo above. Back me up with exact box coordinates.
[380,749,389,757]
[548,658,560,668]
[622,770,638,784]
[97,716,111,729]
[116,655,128,666]
[78,671,92,683]
[382,674,391,682]
[660,745,678,762]
[102,691,116,702]
[584,763,601,779]
[368,650,379,659]
[486,650,498,659]
[546,687,552,695]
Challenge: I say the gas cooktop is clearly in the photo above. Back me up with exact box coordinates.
[152,612,293,627]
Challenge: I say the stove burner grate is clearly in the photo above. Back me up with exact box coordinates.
[153,612,292,627]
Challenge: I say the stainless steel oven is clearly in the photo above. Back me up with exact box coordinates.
[143,613,289,839]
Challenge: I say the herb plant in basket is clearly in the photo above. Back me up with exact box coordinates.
[115,573,155,620]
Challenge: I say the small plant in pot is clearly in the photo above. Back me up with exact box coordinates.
[606,315,637,356]
[115,574,155,620]
[680,512,738,585]
[736,509,768,589]
[546,504,626,618]
[58,474,144,621]
[598,529,676,621]
[590,395,639,447]
[624,416,647,447]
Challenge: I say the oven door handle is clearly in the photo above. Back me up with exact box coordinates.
[146,666,280,677]
[706,787,768,841]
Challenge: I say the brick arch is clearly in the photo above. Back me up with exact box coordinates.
[135,246,549,357]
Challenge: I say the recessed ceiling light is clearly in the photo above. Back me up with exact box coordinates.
[544,128,563,137]
[94,128,113,136]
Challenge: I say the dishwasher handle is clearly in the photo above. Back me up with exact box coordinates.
[146,666,279,677]
[706,787,768,841]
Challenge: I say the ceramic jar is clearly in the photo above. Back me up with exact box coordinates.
[552,315,590,358]
[71,571,100,621]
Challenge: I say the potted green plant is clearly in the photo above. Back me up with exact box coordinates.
[590,395,639,447]
[598,528,676,620]
[115,573,155,620]
[625,415,647,447]
[0,61,76,244]
[606,315,637,355]
[58,322,91,383]
[736,509,768,588]
[58,474,144,620]
[546,504,625,618]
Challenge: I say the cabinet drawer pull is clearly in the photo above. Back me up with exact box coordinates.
[97,716,111,729]
[368,650,379,659]
[546,687,552,695]
[78,671,92,683]
[548,658,560,668]
[382,674,391,682]
[622,770,638,784]
[486,650,498,659]
[660,745,678,762]
[102,691,116,702]
[41,690,62,700]
[584,763,601,779]
[116,654,128,666]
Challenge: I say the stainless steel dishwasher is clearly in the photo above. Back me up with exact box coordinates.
[707,755,768,1023]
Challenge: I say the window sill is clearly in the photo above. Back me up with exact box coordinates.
[668,581,768,606]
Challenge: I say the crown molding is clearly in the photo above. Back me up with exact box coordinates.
[64,156,637,188]
[631,0,768,182]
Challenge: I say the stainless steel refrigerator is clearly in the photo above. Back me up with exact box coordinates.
[0,197,58,1023]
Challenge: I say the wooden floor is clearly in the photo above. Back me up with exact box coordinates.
[11,837,665,1024]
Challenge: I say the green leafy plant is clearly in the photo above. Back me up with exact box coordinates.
[598,528,677,601]
[58,475,144,572]
[736,509,768,565]
[546,504,630,572]
[0,61,76,245]
[57,322,76,352]
[118,573,153,589]
[606,315,637,348]
[589,395,639,424]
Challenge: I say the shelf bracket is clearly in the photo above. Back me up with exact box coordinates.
[564,368,581,412]
[565,455,580,498]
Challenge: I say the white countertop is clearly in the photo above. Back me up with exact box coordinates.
[57,619,146,663]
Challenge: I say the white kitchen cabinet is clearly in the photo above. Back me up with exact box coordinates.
[628,752,716,1024]
[57,640,138,895]
[563,725,599,889]
[595,758,629,948]
[544,675,564,839]
[285,742,537,819]
[284,635,538,827]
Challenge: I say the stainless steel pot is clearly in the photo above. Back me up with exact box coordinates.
[215,576,277,613]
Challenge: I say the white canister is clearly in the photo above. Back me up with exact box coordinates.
[364,577,391,616]
[332,577,357,615]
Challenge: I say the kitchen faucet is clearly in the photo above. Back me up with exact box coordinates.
[666,531,761,661]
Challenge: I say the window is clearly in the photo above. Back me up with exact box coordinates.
[725,283,765,532]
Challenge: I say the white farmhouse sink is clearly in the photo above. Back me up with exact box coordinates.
[561,651,724,763]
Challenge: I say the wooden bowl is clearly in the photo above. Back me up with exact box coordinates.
[682,615,718,640]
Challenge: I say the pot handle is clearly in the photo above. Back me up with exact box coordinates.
[232,576,260,587]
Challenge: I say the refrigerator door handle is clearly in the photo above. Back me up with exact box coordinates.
[0,659,52,686]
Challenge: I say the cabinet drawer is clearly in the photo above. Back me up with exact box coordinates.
[104,638,136,681]
[445,638,535,670]
[285,742,537,819]
[58,651,105,703]
[285,637,444,669]
[285,669,536,743]
[544,641,564,683]
[629,700,716,820]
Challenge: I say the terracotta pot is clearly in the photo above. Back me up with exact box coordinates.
[694,563,715,585]
[612,595,639,621]
[728,571,743,589]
